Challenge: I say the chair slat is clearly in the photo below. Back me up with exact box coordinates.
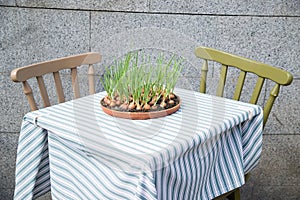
[195,46,293,85]
[53,71,65,103]
[233,71,247,101]
[11,52,101,82]
[216,64,228,97]
[71,67,80,99]
[22,81,38,111]
[88,64,95,95]
[36,76,51,107]
[200,60,208,93]
[11,52,101,110]
[263,83,280,126]
[250,77,265,104]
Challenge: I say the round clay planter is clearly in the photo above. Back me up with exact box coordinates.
[100,96,181,120]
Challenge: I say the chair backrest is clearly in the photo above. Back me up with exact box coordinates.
[194,46,293,127]
[11,52,101,111]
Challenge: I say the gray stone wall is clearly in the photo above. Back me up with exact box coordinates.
[0,1,299,199]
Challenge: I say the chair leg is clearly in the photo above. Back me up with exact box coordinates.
[227,188,240,200]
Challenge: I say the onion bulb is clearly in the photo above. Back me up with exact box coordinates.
[128,102,135,110]
[169,93,175,99]
[110,100,116,107]
[143,104,150,110]
[136,104,142,111]
[160,101,166,108]
[168,99,175,105]
[120,102,128,110]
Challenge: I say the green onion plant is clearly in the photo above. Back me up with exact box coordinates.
[101,51,183,110]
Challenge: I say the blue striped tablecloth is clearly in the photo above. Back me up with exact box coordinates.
[14,88,263,200]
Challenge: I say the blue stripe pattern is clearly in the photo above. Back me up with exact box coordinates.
[14,88,263,200]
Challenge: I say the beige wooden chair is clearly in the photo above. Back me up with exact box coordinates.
[194,46,293,200]
[11,52,101,111]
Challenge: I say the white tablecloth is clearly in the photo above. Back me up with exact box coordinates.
[14,88,263,200]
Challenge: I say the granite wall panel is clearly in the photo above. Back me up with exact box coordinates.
[15,8,90,72]
[0,75,25,133]
[215,16,300,77]
[91,12,217,76]
[1,7,90,73]
[16,0,150,12]
[0,7,91,132]
[0,133,18,200]
[149,0,300,16]
[0,8,18,73]
[14,0,300,16]
[0,1,299,200]
[0,0,15,6]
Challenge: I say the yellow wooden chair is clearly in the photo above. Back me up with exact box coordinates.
[11,52,101,111]
[194,46,293,200]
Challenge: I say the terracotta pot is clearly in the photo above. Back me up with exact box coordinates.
[100,96,181,120]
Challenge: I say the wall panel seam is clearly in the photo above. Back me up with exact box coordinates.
[0,5,300,18]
